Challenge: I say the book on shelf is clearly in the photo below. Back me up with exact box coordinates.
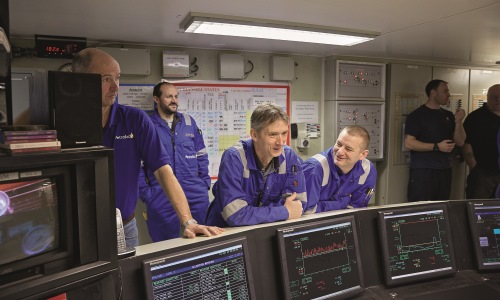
[0,134,58,144]
[0,129,57,137]
[0,140,61,150]
[0,145,62,156]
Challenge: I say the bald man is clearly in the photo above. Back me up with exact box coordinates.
[463,84,500,199]
[72,48,223,247]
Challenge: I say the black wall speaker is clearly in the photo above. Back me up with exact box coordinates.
[48,71,102,148]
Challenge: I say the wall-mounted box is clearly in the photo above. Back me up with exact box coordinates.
[335,60,386,100]
[97,47,150,75]
[270,56,294,81]
[163,51,189,78]
[218,53,244,80]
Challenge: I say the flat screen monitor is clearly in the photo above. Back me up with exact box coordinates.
[276,216,364,300]
[467,200,500,270]
[142,237,256,300]
[378,203,457,286]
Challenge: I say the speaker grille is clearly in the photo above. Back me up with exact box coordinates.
[49,71,102,148]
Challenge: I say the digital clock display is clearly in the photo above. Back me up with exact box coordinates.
[35,35,87,58]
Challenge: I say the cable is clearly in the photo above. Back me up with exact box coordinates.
[243,60,254,79]
[189,56,199,74]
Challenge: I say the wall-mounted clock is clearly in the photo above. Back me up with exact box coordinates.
[58,63,72,72]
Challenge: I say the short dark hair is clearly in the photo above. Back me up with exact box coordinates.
[425,79,448,97]
[340,125,370,150]
[153,81,174,98]
[251,103,288,132]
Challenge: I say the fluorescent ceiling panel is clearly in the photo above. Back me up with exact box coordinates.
[181,13,379,46]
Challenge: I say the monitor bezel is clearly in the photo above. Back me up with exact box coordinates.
[378,203,457,286]
[276,215,365,300]
[142,236,257,300]
[467,200,500,271]
[0,166,74,283]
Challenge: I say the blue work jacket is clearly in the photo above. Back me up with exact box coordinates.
[303,147,377,212]
[206,139,308,227]
[138,111,210,241]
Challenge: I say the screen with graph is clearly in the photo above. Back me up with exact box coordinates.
[276,216,364,300]
[467,200,500,270]
[378,204,457,286]
[142,237,256,300]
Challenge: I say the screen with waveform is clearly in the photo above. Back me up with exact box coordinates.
[141,237,256,300]
[378,203,457,286]
[276,215,364,300]
[467,200,500,270]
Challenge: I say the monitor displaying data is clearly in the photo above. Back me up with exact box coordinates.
[467,200,500,270]
[142,237,255,300]
[378,204,457,286]
[276,216,364,300]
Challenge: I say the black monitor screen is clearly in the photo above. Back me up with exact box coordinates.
[142,237,255,300]
[0,178,59,265]
[378,204,456,286]
[276,216,364,300]
[467,200,500,270]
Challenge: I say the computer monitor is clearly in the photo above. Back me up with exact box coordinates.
[142,237,256,300]
[378,203,457,286]
[276,216,364,300]
[467,200,500,270]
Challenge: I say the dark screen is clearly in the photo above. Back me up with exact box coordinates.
[378,204,456,286]
[276,216,364,300]
[0,178,59,265]
[142,237,255,300]
[467,200,500,270]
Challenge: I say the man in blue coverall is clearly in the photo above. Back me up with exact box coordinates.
[72,48,222,247]
[206,103,307,227]
[139,82,211,241]
[303,125,377,212]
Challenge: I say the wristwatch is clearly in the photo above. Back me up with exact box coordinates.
[181,218,198,231]
[433,143,439,151]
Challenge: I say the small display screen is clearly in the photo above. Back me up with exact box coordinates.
[276,216,364,300]
[467,200,500,270]
[378,204,456,286]
[0,178,59,265]
[142,237,255,300]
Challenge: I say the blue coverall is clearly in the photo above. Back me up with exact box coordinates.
[303,147,377,212]
[206,139,308,227]
[139,111,210,241]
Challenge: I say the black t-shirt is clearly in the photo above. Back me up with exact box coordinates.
[405,105,455,169]
[464,105,500,171]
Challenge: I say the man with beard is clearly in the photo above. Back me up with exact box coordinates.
[404,79,466,202]
[72,49,223,247]
[206,103,307,227]
[139,82,211,241]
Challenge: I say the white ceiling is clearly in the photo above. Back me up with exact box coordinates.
[8,0,500,67]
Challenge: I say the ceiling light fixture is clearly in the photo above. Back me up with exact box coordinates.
[180,12,379,46]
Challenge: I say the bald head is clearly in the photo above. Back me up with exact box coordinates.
[487,84,500,114]
[72,48,118,73]
[72,48,121,108]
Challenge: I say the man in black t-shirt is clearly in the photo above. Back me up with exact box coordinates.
[404,79,466,201]
[462,84,500,199]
